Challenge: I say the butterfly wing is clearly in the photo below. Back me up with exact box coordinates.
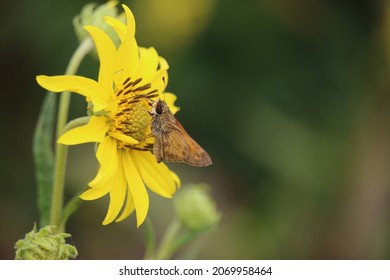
[157,119,212,167]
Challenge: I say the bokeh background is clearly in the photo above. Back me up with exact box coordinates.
[2,0,390,259]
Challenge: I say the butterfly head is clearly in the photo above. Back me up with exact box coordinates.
[150,99,169,116]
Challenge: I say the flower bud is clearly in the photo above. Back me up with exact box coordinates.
[174,184,220,231]
[73,1,124,45]
[14,224,78,260]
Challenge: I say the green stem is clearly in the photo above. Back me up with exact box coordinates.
[50,38,93,231]
[170,229,203,255]
[56,38,93,137]
[155,219,182,260]
[59,189,84,231]
[143,218,156,260]
[62,116,91,134]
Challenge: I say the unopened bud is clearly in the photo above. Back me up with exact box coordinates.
[14,224,78,260]
[174,184,220,231]
[73,1,124,45]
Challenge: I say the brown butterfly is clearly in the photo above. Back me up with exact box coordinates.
[150,99,212,167]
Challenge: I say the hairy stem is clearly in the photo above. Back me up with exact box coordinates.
[50,38,93,231]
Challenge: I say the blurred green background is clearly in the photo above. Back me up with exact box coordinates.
[2,0,390,259]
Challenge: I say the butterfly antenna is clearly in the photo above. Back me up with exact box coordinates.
[162,76,166,102]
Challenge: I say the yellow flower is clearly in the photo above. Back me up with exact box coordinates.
[36,5,180,227]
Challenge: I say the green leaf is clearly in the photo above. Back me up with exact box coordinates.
[33,92,57,226]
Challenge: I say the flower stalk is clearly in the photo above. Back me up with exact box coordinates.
[154,219,181,260]
[50,37,94,230]
[143,218,157,260]
[148,184,220,259]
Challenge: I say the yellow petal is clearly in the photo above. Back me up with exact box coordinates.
[158,56,169,71]
[136,47,159,83]
[122,150,149,227]
[115,185,135,222]
[114,38,139,88]
[133,151,177,198]
[122,4,136,38]
[115,151,136,222]
[58,116,108,145]
[103,154,127,225]
[150,56,169,94]
[169,170,181,188]
[108,131,139,145]
[80,157,116,201]
[84,26,116,95]
[89,137,118,188]
[164,93,180,115]
[36,75,108,111]
[113,5,139,87]
[79,183,110,200]
[104,16,126,42]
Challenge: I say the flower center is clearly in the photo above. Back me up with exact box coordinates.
[110,77,159,149]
